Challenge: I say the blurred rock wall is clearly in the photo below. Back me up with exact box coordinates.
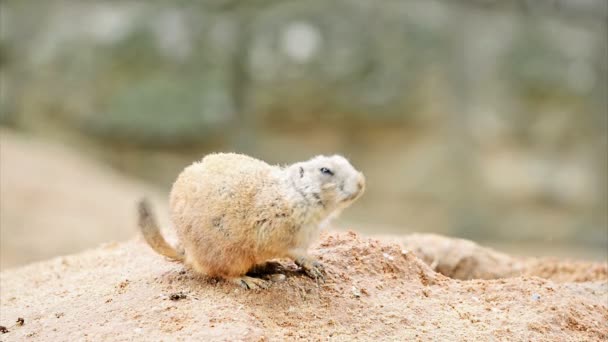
[1,0,606,252]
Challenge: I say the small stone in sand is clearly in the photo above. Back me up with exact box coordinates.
[169,292,187,301]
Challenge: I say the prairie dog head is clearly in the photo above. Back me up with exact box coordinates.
[286,155,365,213]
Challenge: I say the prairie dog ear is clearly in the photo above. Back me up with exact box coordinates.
[286,162,305,179]
[298,166,304,178]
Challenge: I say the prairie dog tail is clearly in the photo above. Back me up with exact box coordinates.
[137,198,185,262]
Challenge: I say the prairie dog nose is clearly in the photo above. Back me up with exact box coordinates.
[356,173,366,193]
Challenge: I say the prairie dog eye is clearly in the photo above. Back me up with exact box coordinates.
[319,167,334,176]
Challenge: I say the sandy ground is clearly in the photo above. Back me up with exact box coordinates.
[382,233,608,282]
[1,129,606,340]
[0,129,166,269]
[1,231,606,341]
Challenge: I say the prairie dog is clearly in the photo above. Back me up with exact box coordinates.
[138,153,365,289]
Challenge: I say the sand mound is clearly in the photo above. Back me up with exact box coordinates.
[1,231,606,341]
[390,233,608,283]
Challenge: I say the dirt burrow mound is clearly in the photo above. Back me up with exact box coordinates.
[389,233,607,283]
[1,231,607,341]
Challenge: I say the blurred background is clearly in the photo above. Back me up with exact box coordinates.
[0,0,606,269]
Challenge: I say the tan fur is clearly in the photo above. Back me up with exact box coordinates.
[137,199,184,262]
[138,152,365,289]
